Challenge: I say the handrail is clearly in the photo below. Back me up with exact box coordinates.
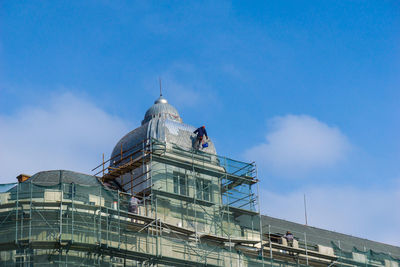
[230,161,255,176]
[91,138,150,172]
[93,148,149,176]
[92,138,257,180]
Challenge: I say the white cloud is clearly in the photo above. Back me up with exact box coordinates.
[0,92,131,182]
[249,115,400,247]
[260,182,400,247]
[245,115,351,177]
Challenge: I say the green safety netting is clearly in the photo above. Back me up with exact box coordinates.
[0,183,17,193]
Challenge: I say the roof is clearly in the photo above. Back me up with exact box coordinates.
[110,96,217,167]
[142,96,182,125]
[26,170,101,187]
[261,215,400,259]
[0,183,17,193]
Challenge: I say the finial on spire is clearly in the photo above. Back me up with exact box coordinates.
[159,77,162,96]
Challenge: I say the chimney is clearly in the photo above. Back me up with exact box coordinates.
[17,174,31,183]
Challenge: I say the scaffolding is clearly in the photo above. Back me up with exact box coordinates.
[0,138,266,266]
[260,222,400,267]
[0,138,398,266]
[92,137,264,266]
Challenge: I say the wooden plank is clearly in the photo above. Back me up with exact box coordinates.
[230,238,260,244]
[268,242,338,261]
[200,234,229,243]
[102,153,150,181]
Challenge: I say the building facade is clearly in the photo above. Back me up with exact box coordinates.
[0,96,398,266]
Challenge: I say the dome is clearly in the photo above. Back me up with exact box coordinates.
[142,96,182,125]
[110,96,216,167]
[25,170,101,187]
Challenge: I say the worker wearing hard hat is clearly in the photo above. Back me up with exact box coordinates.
[194,125,208,149]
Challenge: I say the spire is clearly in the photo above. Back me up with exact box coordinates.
[155,77,167,104]
[159,77,162,97]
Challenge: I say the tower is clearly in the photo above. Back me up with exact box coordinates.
[98,95,261,263]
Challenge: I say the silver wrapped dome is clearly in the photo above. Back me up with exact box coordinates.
[110,96,216,167]
[142,96,182,125]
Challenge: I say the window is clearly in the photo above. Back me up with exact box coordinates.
[196,179,212,201]
[204,180,211,201]
[173,172,188,196]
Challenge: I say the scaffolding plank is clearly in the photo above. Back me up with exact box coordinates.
[230,238,260,244]
[200,234,229,243]
[162,222,196,236]
[102,153,150,181]
[221,175,256,193]
[267,242,338,261]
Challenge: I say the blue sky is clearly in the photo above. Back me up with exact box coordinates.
[1,1,399,246]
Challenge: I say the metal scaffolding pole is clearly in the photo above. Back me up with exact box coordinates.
[15,183,19,245]
[29,181,32,242]
[256,167,264,267]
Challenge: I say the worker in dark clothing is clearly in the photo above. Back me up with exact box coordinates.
[284,231,294,247]
[194,126,208,149]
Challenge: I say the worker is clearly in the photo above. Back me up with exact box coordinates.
[194,125,208,149]
[284,231,294,247]
[129,195,139,215]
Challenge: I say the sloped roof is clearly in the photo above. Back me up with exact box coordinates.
[27,170,101,187]
[261,215,400,259]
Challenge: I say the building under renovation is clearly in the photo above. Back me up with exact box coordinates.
[0,95,399,266]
